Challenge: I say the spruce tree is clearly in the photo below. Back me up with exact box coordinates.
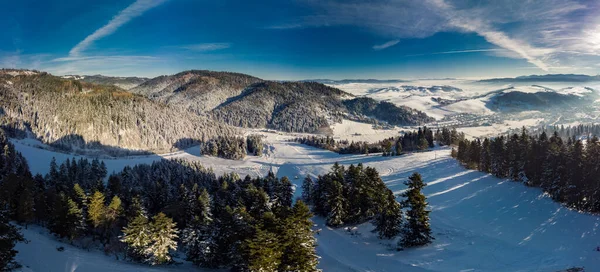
[66,197,85,241]
[244,224,282,271]
[326,179,346,227]
[0,208,24,271]
[373,190,402,239]
[183,189,213,266]
[88,190,106,229]
[146,213,178,265]
[399,173,433,249]
[16,178,35,228]
[301,176,314,204]
[279,201,319,272]
[121,214,151,262]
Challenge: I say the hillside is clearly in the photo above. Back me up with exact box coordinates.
[12,132,594,271]
[211,81,351,133]
[131,71,434,133]
[130,70,262,113]
[64,74,149,90]
[0,71,240,154]
[344,97,435,126]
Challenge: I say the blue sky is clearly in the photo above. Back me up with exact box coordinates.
[1,0,600,80]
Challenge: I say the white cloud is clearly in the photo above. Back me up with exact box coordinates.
[179,43,231,52]
[280,0,600,73]
[69,0,168,57]
[373,40,399,50]
[45,55,160,76]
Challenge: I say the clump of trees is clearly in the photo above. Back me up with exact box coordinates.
[246,134,263,156]
[295,126,458,156]
[302,163,433,249]
[201,136,247,160]
[0,130,319,271]
[0,130,28,270]
[201,134,264,160]
[454,127,600,213]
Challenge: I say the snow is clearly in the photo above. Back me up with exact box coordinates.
[459,118,544,139]
[330,120,400,142]
[332,80,599,122]
[13,132,596,271]
[15,225,213,272]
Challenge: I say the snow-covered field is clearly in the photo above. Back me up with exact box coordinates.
[330,120,401,142]
[330,80,600,123]
[12,132,597,271]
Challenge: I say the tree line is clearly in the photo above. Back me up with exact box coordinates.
[301,163,433,249]
[294,126,464,156]
[454,128,600,212]
[200,134,263,160]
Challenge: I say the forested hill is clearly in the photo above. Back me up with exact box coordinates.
[211,81,350,133]
[0,71,240,154]
[130,70,262,113]
[129,70,433,133]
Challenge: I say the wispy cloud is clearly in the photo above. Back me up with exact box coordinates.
[406,48,507,57]
[373,40,399,50]
[46,55,160,76]
[273,0,600,73]
[178,43,232,52]
[69,0,168,57]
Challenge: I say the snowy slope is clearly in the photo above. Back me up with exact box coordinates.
[13,134,594,271]
[15,225,213,272]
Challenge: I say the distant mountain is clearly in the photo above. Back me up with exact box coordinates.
[368,85,462,94]
[129,71,432,133]
[130,70,262,113]
[479,74,600,83]
[485,86,598,112]
[63,74,149,90]
[301,79,407,84]
[0,71,240,154]
[343,97,434,126]
[211,81,434,133]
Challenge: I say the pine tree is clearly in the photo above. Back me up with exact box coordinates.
[279,201,320,272]
[121,214,151,262]
[276,176,294,208]
[72,183,88,209]
[326,179,346,227]
[66,197,85,241]
[88,190,106,229]
[146,213,178,265]
[373,190,402,239]
[399,173,433,249]
[418,136,429,151]
[395,139,402,155]
[244,224,282,272]
[301,176,314,204]
[16,178,35,228]
[106,196,123,223]
[183,189,213,266]
[0,208,24,271]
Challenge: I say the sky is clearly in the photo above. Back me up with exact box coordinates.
[1,0,600,80]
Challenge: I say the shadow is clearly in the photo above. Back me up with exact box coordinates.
[172,137,201,151]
